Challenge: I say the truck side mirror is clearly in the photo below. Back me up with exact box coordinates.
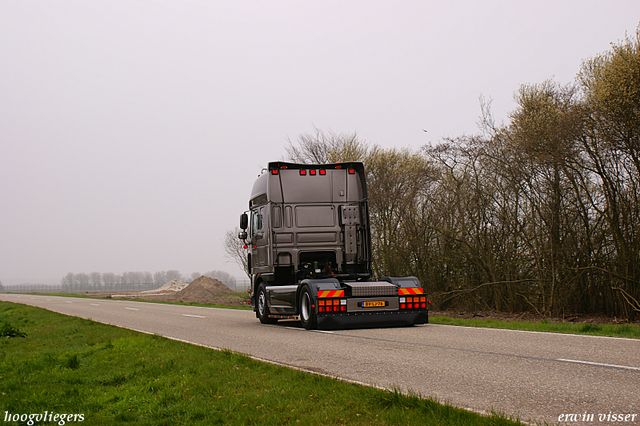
[238,231,248,240]
[240,213,248,230]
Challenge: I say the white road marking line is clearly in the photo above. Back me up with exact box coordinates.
[285,326,333,333]
[90,303,100,306]
[557,358,640,371]
[181,314,206,318]
[65,301,73,303]
[124,307,139,311]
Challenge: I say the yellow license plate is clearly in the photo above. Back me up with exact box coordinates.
[362,301,386,308]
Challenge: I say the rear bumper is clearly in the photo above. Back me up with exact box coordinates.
[316,310,428,330]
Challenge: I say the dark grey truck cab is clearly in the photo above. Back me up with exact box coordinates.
[239,161,428,329]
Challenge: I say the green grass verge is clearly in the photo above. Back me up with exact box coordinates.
[30,292,254,310]
[430,316,640,339]
[0,302,522,425]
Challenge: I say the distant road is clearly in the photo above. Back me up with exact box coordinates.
[2,294,639,425]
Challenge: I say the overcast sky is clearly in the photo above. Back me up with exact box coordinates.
[1,1,639,285]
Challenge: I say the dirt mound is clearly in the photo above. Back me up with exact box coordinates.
[167,275,235,303]
[100,275,247,306]
[140,278,188,294]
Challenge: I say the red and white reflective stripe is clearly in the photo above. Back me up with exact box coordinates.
[398,288,424,295]
[318,290,345,298]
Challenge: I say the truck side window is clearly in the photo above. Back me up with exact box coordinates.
[250,211,261,238]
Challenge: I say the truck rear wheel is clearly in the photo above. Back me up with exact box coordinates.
[299,286,317,330]
[257,284,277,324]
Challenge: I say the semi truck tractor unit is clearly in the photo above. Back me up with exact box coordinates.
[239,161,429,329]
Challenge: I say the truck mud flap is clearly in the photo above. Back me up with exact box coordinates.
[316,311,428,330]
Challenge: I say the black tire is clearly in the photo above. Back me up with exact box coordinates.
[256,283,277,324]
[299,286,317,330]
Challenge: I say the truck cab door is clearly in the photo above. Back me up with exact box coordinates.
[250,207,270,269]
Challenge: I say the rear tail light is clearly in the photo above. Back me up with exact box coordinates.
[319,169,326,175]
[317,299,346,313]
[399,296,428,310]
[300,169,307,175]
[348,168,355,174]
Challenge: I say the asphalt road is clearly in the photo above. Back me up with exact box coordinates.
[2,293,639,425]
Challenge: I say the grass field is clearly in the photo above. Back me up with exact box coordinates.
[0,301,522,425]
[429,315,640,339]
[40,292,254,311]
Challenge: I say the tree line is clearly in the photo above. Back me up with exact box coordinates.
[278,29,640,319]
[59,270,238,291]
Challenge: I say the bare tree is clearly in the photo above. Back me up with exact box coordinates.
[153,271,167,286]
[75,273,89,288]
[224,228,249,277]
[366,146,435,279]
[102,272,116,289]
[121,272,132,285]
[285,127,368,164]
[505,80,584,314]
[143,272,153,286]
[577,28,640,318]
[165,270,182,281]
[90,272,102,289]
[61,272,76,290]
